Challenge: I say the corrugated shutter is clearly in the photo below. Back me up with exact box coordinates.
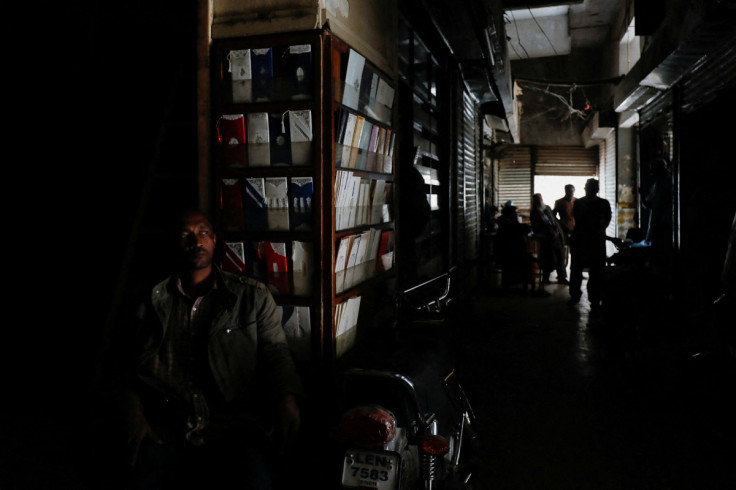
[639,90,672,127]
[535,146,598,176]
[498,146,532,215]
[456,90,480,261]
[454,84,465,261]
[499,145,598,217]
[599,133,617,255]
[680,32,736,114]
[492,155,499,200]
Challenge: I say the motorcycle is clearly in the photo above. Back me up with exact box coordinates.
[329,268,479,489]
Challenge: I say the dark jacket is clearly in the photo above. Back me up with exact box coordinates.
[107,268,303,443]
[571,196,612,266]
[139,269,302,400]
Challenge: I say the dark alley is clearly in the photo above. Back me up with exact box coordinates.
[7,1,736,489]
[454,279,736,489]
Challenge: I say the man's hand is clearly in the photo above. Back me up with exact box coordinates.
[273,394,301,456]
[125,402,162,466]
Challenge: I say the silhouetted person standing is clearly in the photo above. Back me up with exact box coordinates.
[568,179,611,309]
[554,184,576,235]
[640,156,673,277]
[400,164,431,285]
[531,193,567,284]
[553,184,576,269]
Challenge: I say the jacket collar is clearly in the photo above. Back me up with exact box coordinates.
[150,266,238,332]
[209,266,238,310]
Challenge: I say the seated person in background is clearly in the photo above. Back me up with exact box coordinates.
[626,225,646,244]
[495,203,534,291]
[485,203,499,233]
[483,188,499,233]
[531,193,568,284]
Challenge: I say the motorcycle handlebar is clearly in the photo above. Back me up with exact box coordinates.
[401,266,458,296]
[399,266,458,313]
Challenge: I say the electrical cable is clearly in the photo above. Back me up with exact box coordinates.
[527,7,559,56]
[508,10,531,59]
[513,75,625,87]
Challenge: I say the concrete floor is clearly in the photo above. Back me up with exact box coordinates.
[452,278,736,489]
[3,274,735,489]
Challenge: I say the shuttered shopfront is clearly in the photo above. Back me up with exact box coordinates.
[599,133,618,255]
[455,89,480,262]
[535,146,599,176]
[678,30,736,115]
[497,145,532,215]
[497,145,598,216]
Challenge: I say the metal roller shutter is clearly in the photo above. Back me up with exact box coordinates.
[535,146,599,176]
[599,133,617,255]
[639,90,672,127]
[680,32,736,114]
[499,145,598,218]
[456,89,480,261]
[498,145,532,215]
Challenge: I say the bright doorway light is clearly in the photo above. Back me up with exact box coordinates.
[533,175,594,207]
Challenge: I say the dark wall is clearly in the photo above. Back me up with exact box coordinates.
[7,3,199,487]
[36,0,198,399]
[679,91,736,309]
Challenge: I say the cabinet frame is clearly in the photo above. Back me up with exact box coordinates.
[209,29,397,371]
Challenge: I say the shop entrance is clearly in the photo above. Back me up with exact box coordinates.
[533,174,594,207]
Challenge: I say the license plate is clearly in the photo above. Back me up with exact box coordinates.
[341,449,400,489]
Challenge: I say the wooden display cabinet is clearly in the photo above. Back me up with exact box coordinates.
[209,29,397,372]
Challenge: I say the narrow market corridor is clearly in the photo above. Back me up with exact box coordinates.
[452,278,736,489]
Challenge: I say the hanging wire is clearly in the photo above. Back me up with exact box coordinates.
[506,4,626,121]
[513,75,625,87]
[520,81,588,120]
[508,10,531,59]
[527,7,559,56]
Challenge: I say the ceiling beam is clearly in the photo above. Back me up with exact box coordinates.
[502,0,583,9]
